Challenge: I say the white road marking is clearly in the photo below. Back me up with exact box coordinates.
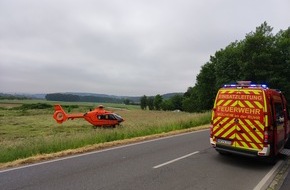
[153,151,199,169]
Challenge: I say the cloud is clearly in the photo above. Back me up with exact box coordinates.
[0,0,289,96]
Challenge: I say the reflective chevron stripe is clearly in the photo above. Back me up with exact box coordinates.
[212,88,267,151]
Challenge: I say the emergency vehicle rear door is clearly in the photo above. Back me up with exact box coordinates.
[213,88,265,151]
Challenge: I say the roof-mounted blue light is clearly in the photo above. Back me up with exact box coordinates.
[223,81,268,89]
[261,84,267,88]
[223,84,237,87]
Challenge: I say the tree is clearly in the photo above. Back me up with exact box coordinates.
[171,94,183,111]
[154,94,163,110]
[272,27,290,101]
[161,99,174,111]
[213,41,244,88]
[193,61,217,111]
[241,22,276,82]
[123,99,130,105]
[147,97,154,110]
[182,86,199,112]
[140,95,147,110]
[183,22,290,111]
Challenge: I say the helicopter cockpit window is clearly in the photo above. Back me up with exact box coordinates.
[98,115,106,120]
[98,114,116,120]
[108,114,116,120]
[113,113,121,120]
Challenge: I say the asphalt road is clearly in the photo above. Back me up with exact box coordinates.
[0,129,280,190]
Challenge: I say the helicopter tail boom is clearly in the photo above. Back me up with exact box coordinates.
[53,105,85,124]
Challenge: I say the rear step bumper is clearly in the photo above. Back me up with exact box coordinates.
[216,145,258,157]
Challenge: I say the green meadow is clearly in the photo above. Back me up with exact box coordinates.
[0,100,211,164]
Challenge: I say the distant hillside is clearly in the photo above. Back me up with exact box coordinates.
[65,92,116,98]
[161,93,184,99]
[1,92,184,104]
[0,93,46,99]
[0,93,31,100]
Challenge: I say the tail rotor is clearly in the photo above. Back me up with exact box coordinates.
[53,105,68,124]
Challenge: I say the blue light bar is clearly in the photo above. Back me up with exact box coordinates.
[261,84,267,88]
[223,82,268,88]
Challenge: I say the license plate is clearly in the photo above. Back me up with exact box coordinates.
[217,139,232,145]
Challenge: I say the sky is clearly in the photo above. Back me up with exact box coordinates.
[0,0,289,96]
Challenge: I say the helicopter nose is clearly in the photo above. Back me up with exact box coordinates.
[113,113,124,123]
[117,117,124,123]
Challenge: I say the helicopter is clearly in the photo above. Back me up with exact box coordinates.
[53,104,124,128]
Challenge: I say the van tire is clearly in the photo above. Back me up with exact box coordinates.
[265,156,277,165]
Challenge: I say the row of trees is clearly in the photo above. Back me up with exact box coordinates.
[183,22,290,112]
[140,94,183,111]
[140,22,290,113]
[0,93,30,100]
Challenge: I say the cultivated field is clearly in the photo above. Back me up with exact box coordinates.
[0,100,211,165]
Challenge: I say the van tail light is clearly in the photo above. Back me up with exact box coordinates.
[264,128,269,144]
[210,125,213,138]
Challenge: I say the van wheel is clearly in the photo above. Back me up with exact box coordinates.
[265,156,277,165]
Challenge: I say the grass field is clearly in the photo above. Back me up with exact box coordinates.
[0,100,211,164]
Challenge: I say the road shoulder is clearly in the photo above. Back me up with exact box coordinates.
[0,125,210,170]
[267,156,290,190]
